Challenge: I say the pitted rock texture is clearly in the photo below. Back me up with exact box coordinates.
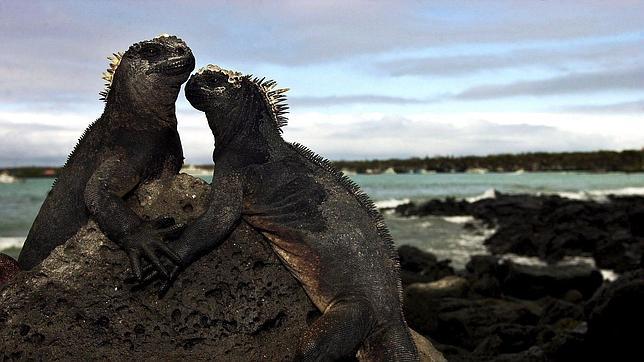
[0,253,20,286]
[0,174,317,360]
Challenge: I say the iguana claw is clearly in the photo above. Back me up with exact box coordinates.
[122,218,185,282]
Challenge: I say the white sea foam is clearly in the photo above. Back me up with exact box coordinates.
[465,186,644,203]
[551,187,644,201]
[375,198,410,209]
[500,254,548,266]
[466,188,497,203]
[0,237,25,251]
[443,215,475,224]
[499,253,618,281]
[600,269,619,282]
[500,254,597,268]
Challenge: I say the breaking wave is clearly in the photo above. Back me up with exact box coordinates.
[374,198,410,209]
[0,237,25,252]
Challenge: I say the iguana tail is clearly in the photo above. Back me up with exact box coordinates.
[358,323,420,361]
[295,294,419,361]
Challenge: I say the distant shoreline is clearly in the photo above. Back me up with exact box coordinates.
[2,149,643,177]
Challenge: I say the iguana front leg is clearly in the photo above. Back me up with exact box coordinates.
[84,156,182,280]
[136,171,244,294]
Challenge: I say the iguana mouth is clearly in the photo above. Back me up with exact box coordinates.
[147,55,195,76]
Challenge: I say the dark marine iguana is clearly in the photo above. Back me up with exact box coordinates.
[139,65,420,361]
[16,35,195,280]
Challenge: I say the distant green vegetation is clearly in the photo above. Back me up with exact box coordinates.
[3,149,644,177]
[332,149,644,174]
[0,167,60,178]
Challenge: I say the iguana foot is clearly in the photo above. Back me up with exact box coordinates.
[0,253,20,287]
[295,295,375,361]
[121,217,185,281]
[128,263,182,298]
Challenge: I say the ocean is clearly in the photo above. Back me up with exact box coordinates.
[2,172,644,268]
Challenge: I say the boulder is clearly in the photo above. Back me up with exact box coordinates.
[404,296,541,350]
[465,255,506,297]
[0,174,442,360]
[397,245,454,286]
[584,269,644,361]
[0,174,316,360]
[405,276,469,301]
[501,261,603,300]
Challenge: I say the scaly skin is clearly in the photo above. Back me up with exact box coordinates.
[17,35,194,280]
[142,65,419,361]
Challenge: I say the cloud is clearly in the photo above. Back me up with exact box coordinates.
[454,66,644,100]
[379,39,644,77]
[0,121,79,166]
[282,113,624,160]
[290,95,428,107]
[4,109,640,166]
[561,99,644,113]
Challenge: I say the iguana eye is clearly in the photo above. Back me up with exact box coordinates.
[141,45,160,57]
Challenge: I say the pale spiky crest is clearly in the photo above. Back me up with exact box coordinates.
[248,75,290,132]
[99,51,124,102]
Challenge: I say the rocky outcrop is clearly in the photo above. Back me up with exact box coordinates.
[584,269,644,361]
[396,193,644,272]
[399,246,640,361]
[0,174,442,361]
[1,174,316,360]
[398,245,454,286]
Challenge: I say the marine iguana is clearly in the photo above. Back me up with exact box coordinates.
[17,35,194,280]
[140,65,420,361]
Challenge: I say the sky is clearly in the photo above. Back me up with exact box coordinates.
[1,0,643,166]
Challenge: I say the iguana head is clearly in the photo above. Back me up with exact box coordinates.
[185,65,289,133]
[101,34,195,114]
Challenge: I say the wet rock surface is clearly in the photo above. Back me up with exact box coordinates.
[396,193,644,272]
[398,245,644,361]
[0,174,316,360]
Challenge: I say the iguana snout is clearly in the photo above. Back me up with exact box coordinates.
[185,64,243,111]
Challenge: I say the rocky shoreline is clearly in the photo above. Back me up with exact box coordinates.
[399,245,643,361]
[395,192,644,273]
[395,192,643,361]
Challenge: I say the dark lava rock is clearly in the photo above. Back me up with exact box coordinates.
[490,346,546,362]
[501,261,603,300]
[584,269,644,361]
[0,253,19,286]
[398,245,454,286]
[0,174,316,360]
[538,298,584,326]
[396,193,644,272]
[405,296,541,351]
[395,198,470,218]
[465,255,507,297]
